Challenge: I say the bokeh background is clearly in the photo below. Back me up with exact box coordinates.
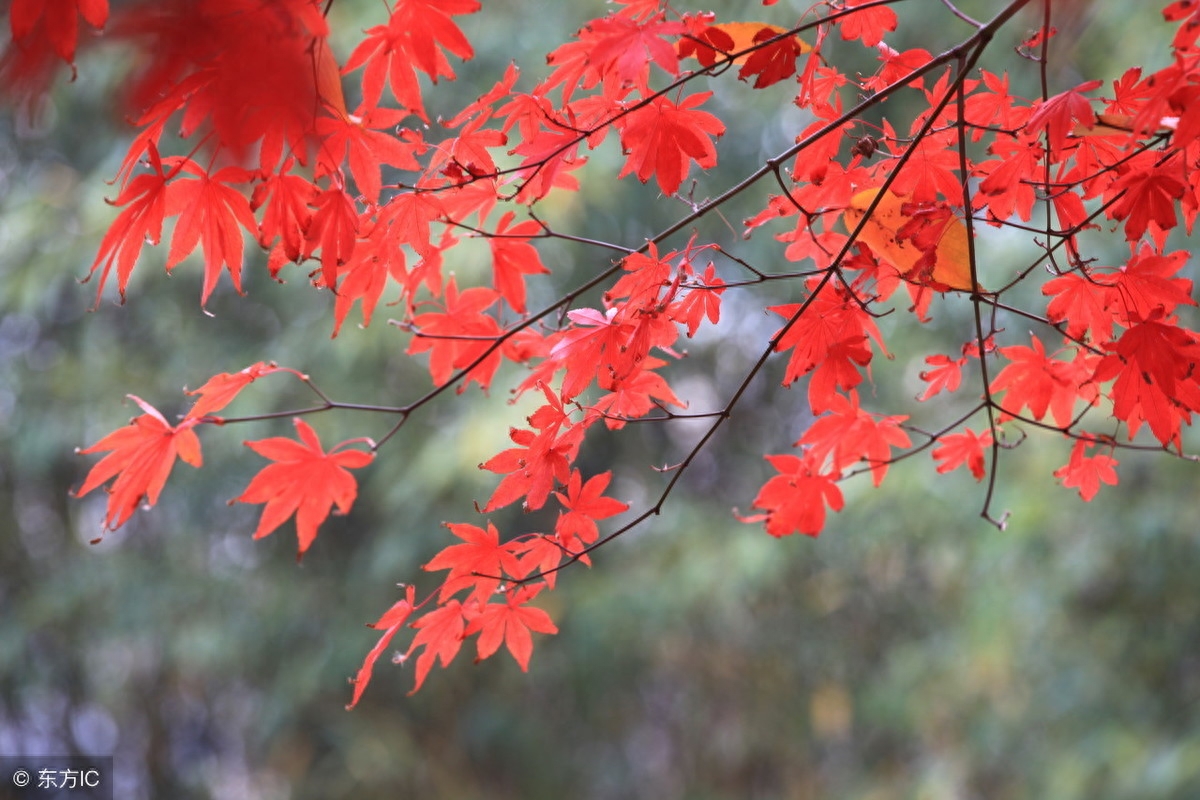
[3,1,1200,798]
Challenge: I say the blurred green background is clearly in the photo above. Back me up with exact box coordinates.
[3,1,1200,798]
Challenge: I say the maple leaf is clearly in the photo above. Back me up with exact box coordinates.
[480,402,585,513]
[9,0,109,64]
[406,600,466,694]
[75,396,203,532]
[746,453,844,538]
[184,362,300,421]
[738,25,808,89]
[1108,247,1195,326]
[931,428,993,481]
[1092,318,1200,447]
[552,470,629,553]
[1042,271,1118,343]
[406,277,503,391]
[234,418,374,558]
[1025,79,1102,154]
[798,391,911,486]
[669,263,725,337]
[616,92,725,196]
[342,0,479,119]
[331,214,410,336]
[769,281,886,413]
[164,161,258,306]
[838,0,898,47]
[990,336,1096,428]
[842,188,975,292]
[315,107,424,205]
[424,521,523,603]
[1105,157,1186,242]
[580,12,684,90]
[465,584,558,671]
[589,361,684,429]
[489,212,550,314]
[1054,438,1119,501]
[918,353,965,401]
[251,159,317,263]
[346,585,417,709]
[305,185,360,290]
[85,142,174,304]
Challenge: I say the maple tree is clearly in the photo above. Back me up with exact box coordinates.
[9,0,1200,705]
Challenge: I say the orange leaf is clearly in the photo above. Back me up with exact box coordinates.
[234,418,374,557]
[75,396,203,533]
[678,21,809,66]
[842,187,977,292]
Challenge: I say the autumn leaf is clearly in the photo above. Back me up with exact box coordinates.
[465,584,558,671]
[616,92,725,196]
[424,521,523,602]
[552,470,629,552]
[85,142,175,304]
[234,418,374,557]
[346,585,417,709]
[406,600,466,694]
[931,428,993,481]
[184,362,301,421]
[75,395,203,533]
[842,188,976,292]
[798,391,911,486]
[489,211,550,314]
[746,453,844,538]
[9,0,109,63]
[164,160,258,306]
[1054,437,1119,501]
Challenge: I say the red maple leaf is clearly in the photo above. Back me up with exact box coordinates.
[837,0,898,47]
[1105,156,1186,242]
[1092,317,1200,447]
[990,336,1098,428]
[424,521,523,602]
[489,212,550,314]
[406,600,466,694]
[932,428,993,481]
[1042,270,1119,343]
[552,470,629,553]
[406,277,503,391]
[1054,437,1119,501]
[798,391,911,486]
[75,395,203,532]
[304,184,360,290]
[480,391,585,512]
[746,453,844,538]
[234,418,374,557]
[465,584,558,671]
[616,92,725,196]
[346,585,417,709]
[589,360,684,429]
[9,0,109,64]
[1025,79,1101,154]
[918,353,965,400]
[85,142,174,304]
[769,281,886,413]
[251,159,317,263]
[579,12,684,90]
[669,263,725,337]
[315,107,424,204]
[164,160,258,306]
[341,0,480,119]
[184,362,300,421]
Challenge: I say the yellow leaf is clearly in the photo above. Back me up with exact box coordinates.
[842,188,978,292]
